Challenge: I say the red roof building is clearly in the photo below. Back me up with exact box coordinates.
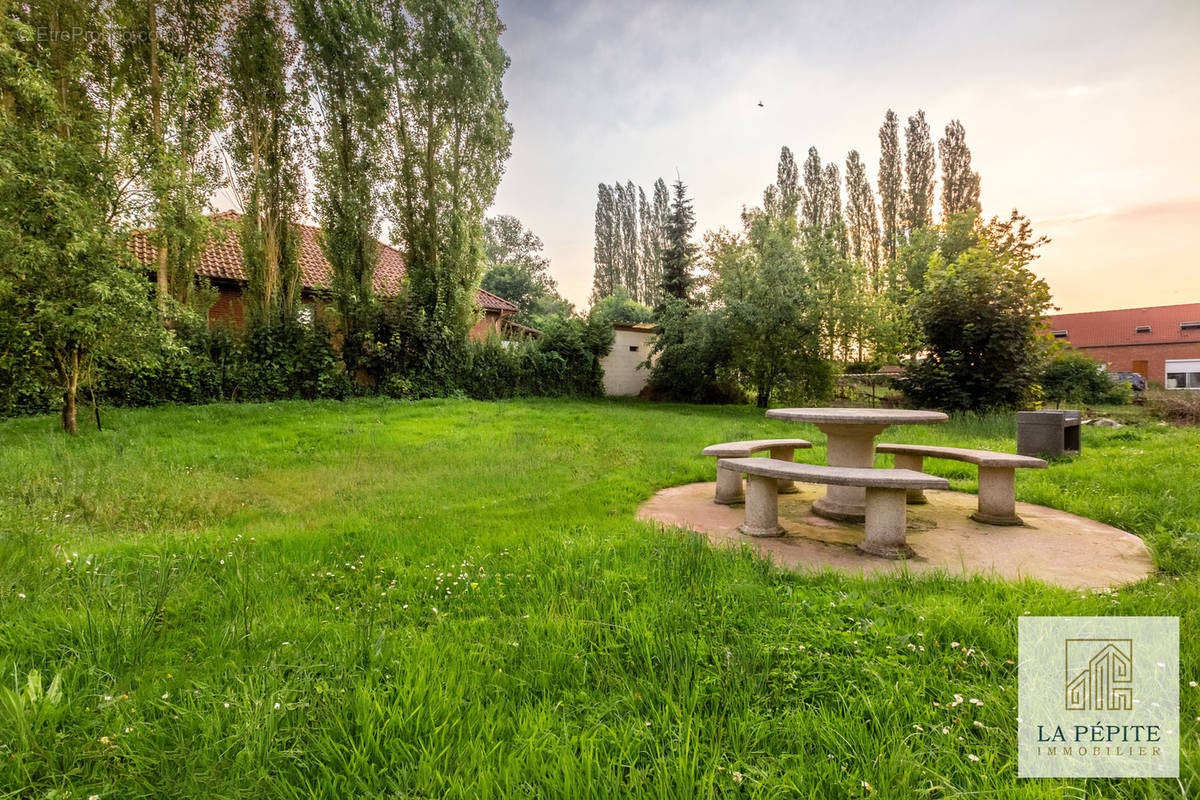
[129,211,522,341]
[1045,303,1200,388]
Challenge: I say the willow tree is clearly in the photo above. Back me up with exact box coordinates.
[226,0,306,327]
[0,1,162,432]
[383,0,512,335]
[296,0,387,368]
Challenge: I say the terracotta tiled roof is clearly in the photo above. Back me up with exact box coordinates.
[129,210,518,313]
[1045,303,1200,347]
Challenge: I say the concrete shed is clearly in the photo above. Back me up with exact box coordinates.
[601,323,657,396]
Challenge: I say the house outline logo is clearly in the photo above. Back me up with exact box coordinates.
[1064,638,1133,711]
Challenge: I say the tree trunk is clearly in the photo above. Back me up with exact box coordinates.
[756,386,771,409]
[61,351,79,434]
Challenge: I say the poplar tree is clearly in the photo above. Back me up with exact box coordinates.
[592,182,619,299]
[226,0,306,327]
[800,146,824,228]
[295,0,387,368]
[877,109,904,265]
[659,178,696,304]
[765,145,799,220]
[903,109,936,231]
[382,0,512,334]
[939,119,981,218]
[644,178,669,306]
[618,180,638,297]
[120,0,225,308]
[845,149,882,288]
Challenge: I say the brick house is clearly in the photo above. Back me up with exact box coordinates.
[129,210,524,341]
[1045,303,1200,388]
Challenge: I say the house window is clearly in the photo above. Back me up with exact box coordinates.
[297,306,315,326]
[1165,359,1200,389]
[1051,330,1069,338]
[1181,321,1200,331]
[1135,325,1151,333]
[629,345,639,352]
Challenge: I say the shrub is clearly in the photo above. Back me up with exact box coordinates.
[1038,352,1129,407]
[645,303,738,404]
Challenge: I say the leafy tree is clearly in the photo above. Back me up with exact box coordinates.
[480,214,568,324]
[764,145,799,220]
[295,0,388,371]
[484,215,553,290]
[119,0,225,309]
[588,287,654,326]
[226,0,306,327]
[939,119,981,218]
[383,0,512,334]
[644,299,735,404]
[899,228,1053,411]
[903,109,936,232]
[0,0,165,433]
[844,149,882,289]
[710,219,828,407]
[592,183,619,299]
[877,109,905,265]
[659,177,697,304]
[800,146,824,228]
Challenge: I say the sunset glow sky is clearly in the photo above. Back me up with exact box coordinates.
[489,0,1200,312]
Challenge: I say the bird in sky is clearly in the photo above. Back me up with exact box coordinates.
[757,100,764,107]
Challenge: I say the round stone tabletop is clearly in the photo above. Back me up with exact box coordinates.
[766,407,948,425]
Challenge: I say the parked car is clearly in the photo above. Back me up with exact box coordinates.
[1107,371,1147,391]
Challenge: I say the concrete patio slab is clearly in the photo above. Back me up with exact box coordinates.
[637,481,1154,590]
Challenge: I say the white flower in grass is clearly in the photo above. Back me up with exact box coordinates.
[860,780,872,792]
[974,720,984,728]
[950,642,959,649]
[732,771,744,783]
[274,702,281,710]
[967,754,980,762]
[1190,681,1197,688]
[161,693,169,700]
[942,727,950,735]
[17,593,25,599]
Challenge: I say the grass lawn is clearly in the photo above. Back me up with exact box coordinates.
[1,398,1197,798]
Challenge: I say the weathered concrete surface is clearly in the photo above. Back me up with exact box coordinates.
[637,481,1154,590]
[719,458,949,489]
[765,408,948,425]
[701,439,814,458]
[875,443,1047,470]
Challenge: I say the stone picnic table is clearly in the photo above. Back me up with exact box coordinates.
[764,407,948,522]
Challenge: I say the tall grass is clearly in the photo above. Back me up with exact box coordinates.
[0,398,1196,798]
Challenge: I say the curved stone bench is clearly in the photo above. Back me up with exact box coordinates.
[718,457,949,559]
[875,443,1047,526]
[702,439,813,504]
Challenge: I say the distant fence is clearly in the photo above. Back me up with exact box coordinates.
[834,372,902,408]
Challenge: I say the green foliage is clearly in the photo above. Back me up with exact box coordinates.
[659,178,697,304]
[384,0,513,334]
[226,0,306,327]
[1039,352,1129,407]
[587,287,655,327]
[898,229,1053,411]
[296,0,388,372]
[480,215,570,326]
[709,216,827,407]
[645,300,739,404]
[0,0,167,432]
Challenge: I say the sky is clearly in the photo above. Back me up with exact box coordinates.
[488,0,1200,314]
